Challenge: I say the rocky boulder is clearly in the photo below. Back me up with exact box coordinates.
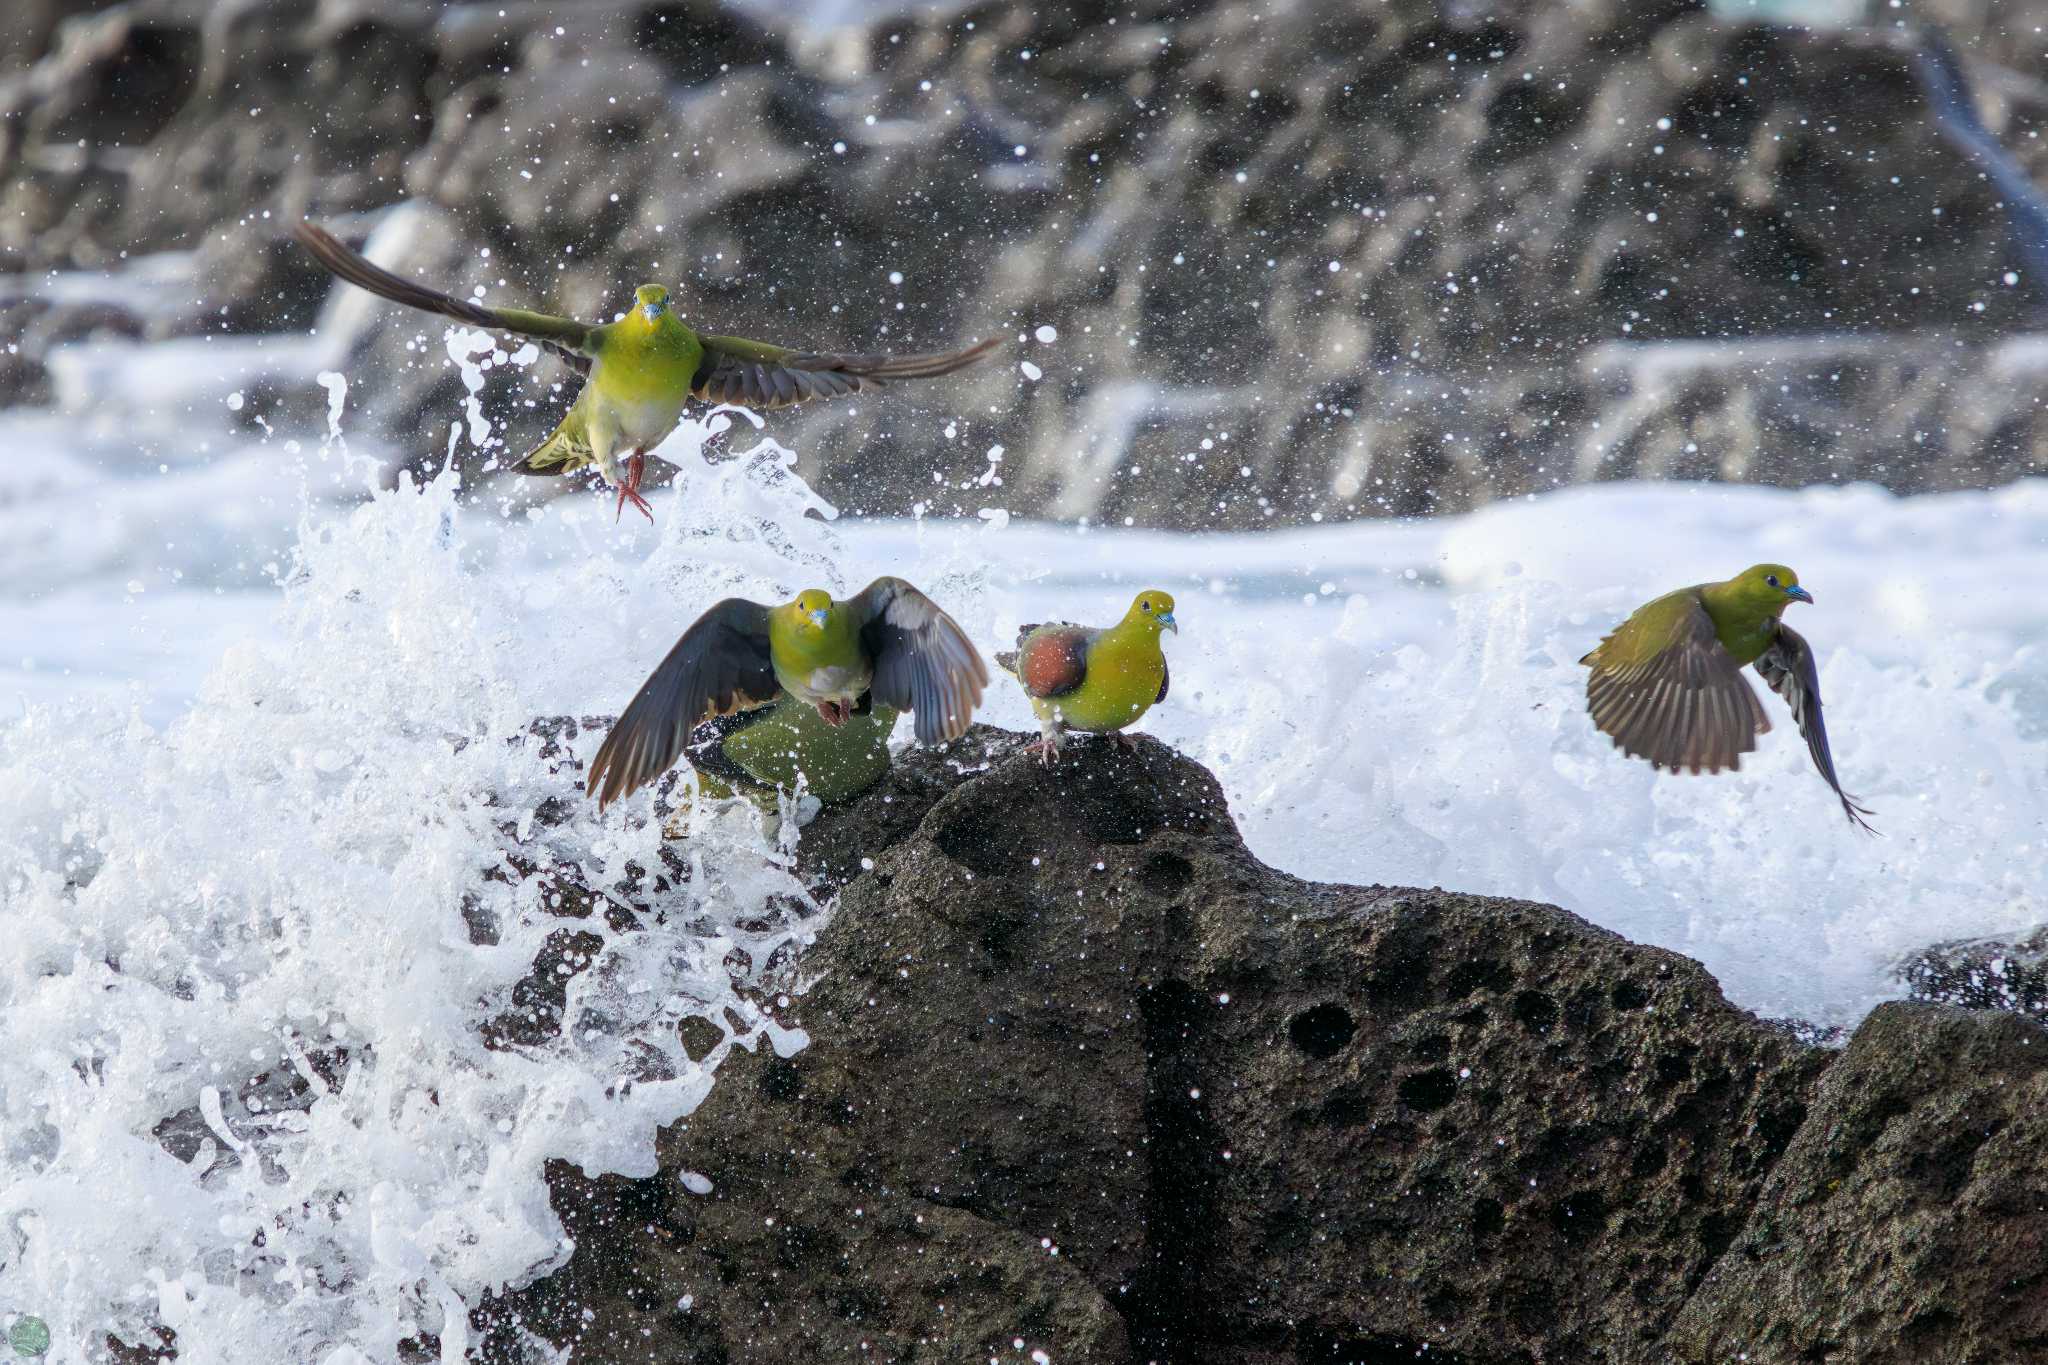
[463,731,2048,1363]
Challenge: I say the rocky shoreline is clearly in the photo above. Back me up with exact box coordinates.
[457,726,2048,1363]
[9,0,2048,524]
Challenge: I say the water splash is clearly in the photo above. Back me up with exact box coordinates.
[0,439,832,1359]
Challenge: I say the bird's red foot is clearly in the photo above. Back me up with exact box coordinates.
[815,699,852,727]
[1025,737,1061,766]
[613,452,654,524]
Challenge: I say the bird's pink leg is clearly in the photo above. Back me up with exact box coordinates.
[1025,737,1061,766]
[815,699,851,727]
[1109,732,1139,753]
[614,450,654,523]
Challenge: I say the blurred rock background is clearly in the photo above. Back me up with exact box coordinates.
[7,0,2048,527]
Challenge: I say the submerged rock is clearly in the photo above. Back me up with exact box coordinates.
[471,732,2047,1362]
[1896,925,2048,1020]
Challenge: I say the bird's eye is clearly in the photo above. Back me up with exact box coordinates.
[1765,575,1780,589]
[1140,599,1151,611]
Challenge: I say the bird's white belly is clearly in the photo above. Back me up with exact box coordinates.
[789,663,871,704]
[614,396,687,446]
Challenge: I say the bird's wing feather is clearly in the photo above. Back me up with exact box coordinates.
[691,333,1001,409]
[1582,595,1770,775]
[1012,624,1094,699]
[294,221,598,353]
[586,600,781,808]
[1754,624,1878,832]
[1157,658,1170,705]
[847,577,989,744]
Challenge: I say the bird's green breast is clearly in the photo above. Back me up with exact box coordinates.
[1697,582,1783,665]
[592,314,704,404]
[1037,628,1164,732]
[769,609,867,699]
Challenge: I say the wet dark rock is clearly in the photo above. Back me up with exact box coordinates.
[9,1,2048,520]
[459,732,2044,1362]
[1672,1002,2048,1362]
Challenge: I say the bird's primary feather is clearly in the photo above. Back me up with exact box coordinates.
[1753,625,1878,832]
[586,600,781,809]
[691,335,1001,410]
[847,577,990,744]
[293,222,596,357]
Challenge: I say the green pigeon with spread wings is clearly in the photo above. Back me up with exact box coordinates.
[294,222,999,521]
[1580,563,1875,831]
[587,578,987,810]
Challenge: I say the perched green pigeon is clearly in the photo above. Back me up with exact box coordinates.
[294,222,999,521]
[682,696,899,806]
[587,578,987,808]
[997,590,1177,764]
[1580,563,1875,830]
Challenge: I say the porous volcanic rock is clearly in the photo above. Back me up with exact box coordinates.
[1672,1002,2048,1363]
[463,732,1956,1362]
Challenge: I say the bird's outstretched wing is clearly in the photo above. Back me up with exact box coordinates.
[1581,594,1771,775]
[1754,625,1878,833]
[586,600,781,809]
[846,577,989,744]
[691,333,1001,409]
[294,221,600,367]
[1000,623,1093,699]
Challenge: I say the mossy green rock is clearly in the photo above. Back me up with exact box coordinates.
[691,697,897,806]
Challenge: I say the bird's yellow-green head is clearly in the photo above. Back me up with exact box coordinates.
[769,588,855,675]
[633,284,671,321]
[1122,589,1178,634]
[790,588,836,632]
[1727,563,1813,613]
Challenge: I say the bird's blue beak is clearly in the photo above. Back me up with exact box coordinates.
[1158,610,1178,633]
[642,303,663,321]
[809,608,831,628]
[1785,585,1814,604]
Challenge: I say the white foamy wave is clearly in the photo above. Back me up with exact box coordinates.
[0,428,827,1360]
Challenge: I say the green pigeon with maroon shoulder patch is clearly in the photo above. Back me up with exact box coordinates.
[997,590,1177,764]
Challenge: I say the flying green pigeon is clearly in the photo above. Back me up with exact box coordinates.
[1580,563,1875,830]
[587,578,987,808]
[680,695,899,807]
[997,590,1177,764]
[294,222,1000,521]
